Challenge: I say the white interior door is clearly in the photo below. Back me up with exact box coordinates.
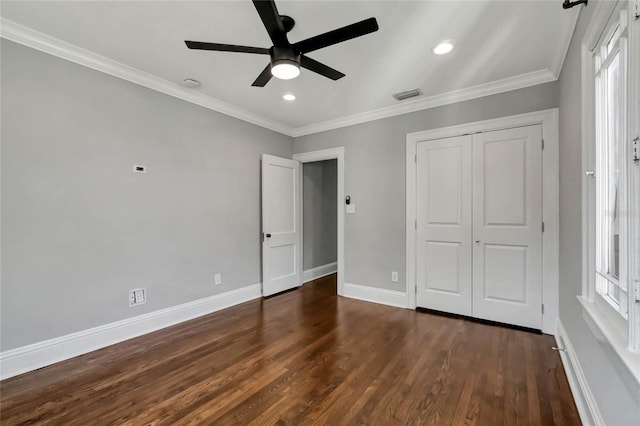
[262,154,302,297]
[472,125,543,329]
[416,135,473,316]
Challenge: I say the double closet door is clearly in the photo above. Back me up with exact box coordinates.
[416,125,543,330]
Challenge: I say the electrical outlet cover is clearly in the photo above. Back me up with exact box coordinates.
[129,288,146,306]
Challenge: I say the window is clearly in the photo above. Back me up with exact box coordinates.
[594,10,629,320]
[582,0,640,376]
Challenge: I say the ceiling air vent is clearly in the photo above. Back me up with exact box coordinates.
[392,88,422,101]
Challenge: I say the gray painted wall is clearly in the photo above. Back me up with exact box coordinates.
[1,40,293,350]
[558,3,640,425]
[294,82,559,290]
[302,160,337,270]
[5,16,638,422]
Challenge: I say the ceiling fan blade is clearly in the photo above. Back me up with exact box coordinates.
[252,0,288,46]
[185,41,269,54]
[294,17,378,54]
[252,64,273,87]
[300,56,345,81]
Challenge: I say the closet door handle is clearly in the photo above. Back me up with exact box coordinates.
[475,240,480,244]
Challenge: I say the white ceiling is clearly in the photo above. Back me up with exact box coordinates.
[1,1,579,135]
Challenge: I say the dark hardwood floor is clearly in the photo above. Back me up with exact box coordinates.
[1,274,580,425]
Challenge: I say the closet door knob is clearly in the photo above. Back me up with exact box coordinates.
[475,240,480,244]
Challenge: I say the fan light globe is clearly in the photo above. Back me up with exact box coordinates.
[271,61,300,80]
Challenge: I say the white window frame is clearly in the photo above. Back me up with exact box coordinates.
[581,0,640,384]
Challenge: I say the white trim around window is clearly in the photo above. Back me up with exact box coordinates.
[581,0,640,385]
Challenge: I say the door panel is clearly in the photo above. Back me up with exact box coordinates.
[425,241,461,293]
[416,136,472,316]
[267,164,296,233]
[262,154,302,296]
[483,244,527,303]
[484,138,527,226]
[472,125,542,329]
[269,244,296,279]
[427,147,462,224]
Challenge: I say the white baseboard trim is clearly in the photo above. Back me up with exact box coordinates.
[303,262,337,283]
[343,283,408,309]
[555,320,605,426]
[0,283,262,380]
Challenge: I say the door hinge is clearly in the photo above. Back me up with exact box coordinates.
[542,139,545,150]
[634,279,640,303]
[542,304,545,314]
[542,221,545,232]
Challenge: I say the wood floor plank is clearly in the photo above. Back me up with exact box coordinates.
[0,274,580,425]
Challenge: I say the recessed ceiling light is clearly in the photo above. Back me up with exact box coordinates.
[283,93,296,101]
[182,78,201,88]
[432,41,454,55]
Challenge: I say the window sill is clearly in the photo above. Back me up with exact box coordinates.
[577,295,640,386]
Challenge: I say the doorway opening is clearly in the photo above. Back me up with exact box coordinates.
[302,159,338,292]
[293,147,345,296]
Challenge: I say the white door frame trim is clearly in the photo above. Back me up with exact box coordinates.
[406,108,560,334]
[293,147,345,296]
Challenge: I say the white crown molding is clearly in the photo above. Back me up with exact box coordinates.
[0,283,262,380]
[552,5,582,78]
[0,18,295,137]
[2,18,563,140]
[291,68,558,137]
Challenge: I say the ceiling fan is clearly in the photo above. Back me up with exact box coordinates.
[184,0,379,87]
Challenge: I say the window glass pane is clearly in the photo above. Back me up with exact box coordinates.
[606,51,621,279]
[595,72,604,273]
[608,280,620,305]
